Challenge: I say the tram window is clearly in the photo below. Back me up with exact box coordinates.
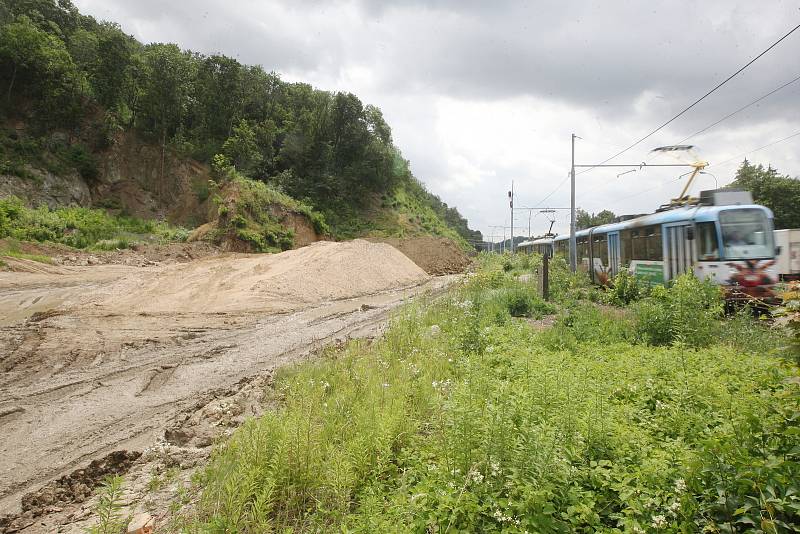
[630,229,643,259]
[594,234,608,264]
[619,230,631,265]
[578,237,589,260]
[696,222,719,260]
[643,225,663,261]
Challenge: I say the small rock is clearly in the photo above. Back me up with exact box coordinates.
[127,512,154,534]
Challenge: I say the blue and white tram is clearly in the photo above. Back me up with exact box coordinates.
[552,190,778,299]
[517,236,555,257]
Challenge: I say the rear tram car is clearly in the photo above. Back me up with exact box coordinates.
[551,190,778,300]
[517,237,555,257]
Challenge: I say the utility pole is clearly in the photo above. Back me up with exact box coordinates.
[570,134,577,272]
[508,181,514,254]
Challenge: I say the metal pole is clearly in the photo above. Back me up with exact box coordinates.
[509,181,514,254]
[570,134,577,272]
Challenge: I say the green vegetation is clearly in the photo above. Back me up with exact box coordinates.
[0,238,53,263]
[731,160,800,229]
[84,475,128,534]
[0,195,188,249]
[0,1,481,245]
[209,174,328,252]
[576,208,617,230]
[177,254,798,533]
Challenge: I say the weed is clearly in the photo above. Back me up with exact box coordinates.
[0,196,187,249]
[632,273,723,348]
[84,475,128,534]
[178,257,796,532]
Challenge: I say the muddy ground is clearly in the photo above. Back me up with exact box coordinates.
[0,242,458,533]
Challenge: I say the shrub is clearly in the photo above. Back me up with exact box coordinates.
[65,144,99,181]
[632,274,723,348]
[776,281,800,362]
[605,268,646,306]
[501,286,555,318]
[0,196,187,249]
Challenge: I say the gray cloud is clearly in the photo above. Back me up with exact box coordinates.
[73,0,800,238]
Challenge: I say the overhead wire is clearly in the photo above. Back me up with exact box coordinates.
[604,129,800,211]
[577,22,800,176]
[674,72,800,145]
[529,172,570,208]
[709,129,800,169]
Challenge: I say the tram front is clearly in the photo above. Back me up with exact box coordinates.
[716,206,778,301]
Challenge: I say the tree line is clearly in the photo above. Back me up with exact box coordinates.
[0,0,482,241]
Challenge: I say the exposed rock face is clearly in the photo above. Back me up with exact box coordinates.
[0,169,91,208]
[92,132,210,225]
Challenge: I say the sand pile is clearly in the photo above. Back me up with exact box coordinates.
[98,239,429,315]
[368,236,471,275]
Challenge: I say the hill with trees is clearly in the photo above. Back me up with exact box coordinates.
[0,0,481,250]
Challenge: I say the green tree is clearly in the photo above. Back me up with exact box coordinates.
[730,160,800,229]
[0,14,86,123]
[137,43,193,141]
[222,119,263,176]
[576,208,616,229]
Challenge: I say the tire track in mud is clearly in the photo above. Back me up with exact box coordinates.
[0,276,457,523]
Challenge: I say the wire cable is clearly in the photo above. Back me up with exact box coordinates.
[675,73,800,145]
[709,129,800,169]
[530,172,570,207]
[578,22,800,175]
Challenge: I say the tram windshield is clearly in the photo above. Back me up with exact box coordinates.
[719,209,774,260]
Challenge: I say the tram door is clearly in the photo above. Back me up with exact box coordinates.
[664,224,697,281]
[607,232,621,276]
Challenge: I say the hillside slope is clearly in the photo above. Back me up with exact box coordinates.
[0,1,482,250]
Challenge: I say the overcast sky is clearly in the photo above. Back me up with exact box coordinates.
[74,0,800,240]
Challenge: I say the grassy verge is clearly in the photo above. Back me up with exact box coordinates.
[175,255,798,533]
[0,241,54,264]
[0,196,189,250]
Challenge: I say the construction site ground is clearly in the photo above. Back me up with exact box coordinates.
[0,239,462,533]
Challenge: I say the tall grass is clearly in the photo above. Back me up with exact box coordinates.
[183,257,799,533]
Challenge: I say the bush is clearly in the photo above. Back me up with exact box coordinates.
[605,268,646,306]
[632,274,723,348]
[501,286,555,318]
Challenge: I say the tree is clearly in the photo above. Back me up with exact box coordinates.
[137,43,193,140]
[0,15,86,123]
[730,160,800,229]
[222,119,262,176]
[576,208,616,229]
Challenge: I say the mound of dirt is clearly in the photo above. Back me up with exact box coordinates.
[98,239,429,315]
[368,236,471,275]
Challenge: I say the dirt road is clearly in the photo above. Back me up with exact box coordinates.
[0,241,457,525]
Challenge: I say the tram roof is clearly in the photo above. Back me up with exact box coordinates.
[552,204,773,241]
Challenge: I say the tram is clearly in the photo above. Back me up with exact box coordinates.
[551,189,778,300]
[517,236,555,257]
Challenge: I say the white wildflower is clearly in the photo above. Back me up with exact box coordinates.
[382,382,390,388]
[651,515,667,529]
[490,461,501,476]
[674,478,687,492]
[668,501,681,514]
